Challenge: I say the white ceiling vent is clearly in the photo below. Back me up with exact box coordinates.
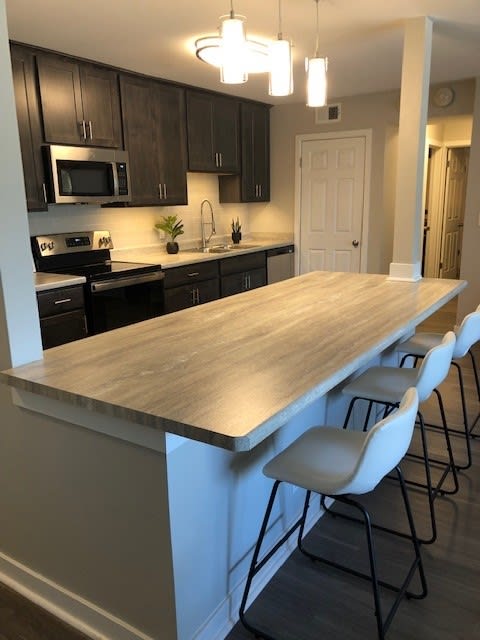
[315,103,342,124]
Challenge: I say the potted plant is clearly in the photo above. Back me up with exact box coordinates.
[155,215,184,254]
[231,217,242,244]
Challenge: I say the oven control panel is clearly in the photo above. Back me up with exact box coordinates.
[33,231,113,257]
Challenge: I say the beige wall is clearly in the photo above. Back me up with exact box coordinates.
[255,79,475,274]
[458,79,480,319]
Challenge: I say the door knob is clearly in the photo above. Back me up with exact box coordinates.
[352,240,359,247]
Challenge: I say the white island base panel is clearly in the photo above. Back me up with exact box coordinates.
[0,272,466,640]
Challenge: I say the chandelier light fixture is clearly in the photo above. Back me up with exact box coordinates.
[306,0,328,107]
[269,0,293,97]
[195,1,270,82]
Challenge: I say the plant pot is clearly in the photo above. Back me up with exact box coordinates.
[231,232,242,244]
[166,241,179,254]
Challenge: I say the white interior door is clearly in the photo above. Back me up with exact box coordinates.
[440,147,469,279]
[299,136,366,273]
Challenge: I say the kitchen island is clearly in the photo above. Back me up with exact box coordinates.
[0,272,466,640]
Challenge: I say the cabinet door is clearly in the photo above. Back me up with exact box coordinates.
[186,90,239,173]
[186,90,215,171]
[79,64,122,148]
[197,278,220,305]
[120,75,161,205]
[37,53,84,145]
[247,267,267,290]
[152,82,188,205]
[213,96,239,173]
[221,272,246,298]
[10,44,47,211]
[218,102,270,203]
[164,278,219,313]
[248,103,270,201]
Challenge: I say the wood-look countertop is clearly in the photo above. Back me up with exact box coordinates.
[0,272,466,451]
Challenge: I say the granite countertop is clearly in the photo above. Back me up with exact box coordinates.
[111,235,294,269]
[35,272,87,292]
[1,272,466,451]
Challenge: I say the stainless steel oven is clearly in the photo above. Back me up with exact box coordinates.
[32,231,164,337]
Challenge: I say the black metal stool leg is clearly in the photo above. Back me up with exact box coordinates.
[433,388,459,494]
[468,348,480,437]
[449,362,472,469]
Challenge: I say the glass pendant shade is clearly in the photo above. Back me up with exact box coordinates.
[306,56,328,107]
[220,15,248,84]
[269,38,293,96]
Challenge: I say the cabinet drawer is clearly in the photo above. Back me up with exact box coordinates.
[164,262,219,288]
[37,285,85,317]
[219,252,266,276]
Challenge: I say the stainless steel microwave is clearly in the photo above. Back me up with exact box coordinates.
[43,145,131,204]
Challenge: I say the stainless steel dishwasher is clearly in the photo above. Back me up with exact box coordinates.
[266,245,295,284]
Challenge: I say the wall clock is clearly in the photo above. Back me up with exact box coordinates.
[433,87,454,107]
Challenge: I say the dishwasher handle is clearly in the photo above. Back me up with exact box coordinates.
[266,245,294,258]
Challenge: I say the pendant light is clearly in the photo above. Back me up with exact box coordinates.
[269,0,293,97]
[306,0,328,107]
[220,1,247,84]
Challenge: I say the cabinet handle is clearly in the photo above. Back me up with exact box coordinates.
[88,120,93,140]
[187,272,200,277]
[196,287,200,304]
[80,120,87,140]
[54,298,72,305]
[42,182,47,203]
[259,184,262,198]
[255,184,258,197]
[219,153,223,167]
[214,152,218,167]
[191,288,196,305]
[158,184,163,199]
[163,183,167,199]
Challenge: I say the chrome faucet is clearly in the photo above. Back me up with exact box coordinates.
[200,199,216,249]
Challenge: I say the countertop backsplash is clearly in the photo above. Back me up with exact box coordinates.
[27,173,267,252]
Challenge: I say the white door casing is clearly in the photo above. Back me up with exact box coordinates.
[440,147,469,279]
[295,130,371,275]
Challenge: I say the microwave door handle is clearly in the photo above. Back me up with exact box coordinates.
[90,271,164,293]
[112,161,120,196]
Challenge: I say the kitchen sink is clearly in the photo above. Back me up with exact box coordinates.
[186,243,261,254]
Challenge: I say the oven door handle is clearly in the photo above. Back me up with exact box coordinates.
[90,271,164,293]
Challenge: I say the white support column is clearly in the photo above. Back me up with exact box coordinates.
[389,17,433,281]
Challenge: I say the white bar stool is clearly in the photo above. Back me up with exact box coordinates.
[239,389,427,640]
[395,304,480,470]
[340,331,457,545]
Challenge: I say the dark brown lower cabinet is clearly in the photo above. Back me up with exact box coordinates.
[219,252,267,298]
[221,268,266,297]
[164,279,220,313]
[163,261,219,314]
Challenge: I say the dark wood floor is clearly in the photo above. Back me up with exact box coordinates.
[1,300,479,640]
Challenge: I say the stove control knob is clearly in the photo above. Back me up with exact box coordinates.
[40,242,47,252]
[47,241,55,251]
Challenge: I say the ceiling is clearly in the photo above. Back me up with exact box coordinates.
[5,0,480,104]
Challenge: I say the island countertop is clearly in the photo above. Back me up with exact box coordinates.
[0,272,466,451]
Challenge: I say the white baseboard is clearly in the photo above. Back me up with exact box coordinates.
[193,494,325,640]
[0,496,328,640]
[0,552,153,640]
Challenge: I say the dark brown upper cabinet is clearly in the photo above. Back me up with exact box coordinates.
[120,74,188,206]
[36,53,122,148]
[219,102,270,203]
[186,89,240,173]
[10,44,47,212]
